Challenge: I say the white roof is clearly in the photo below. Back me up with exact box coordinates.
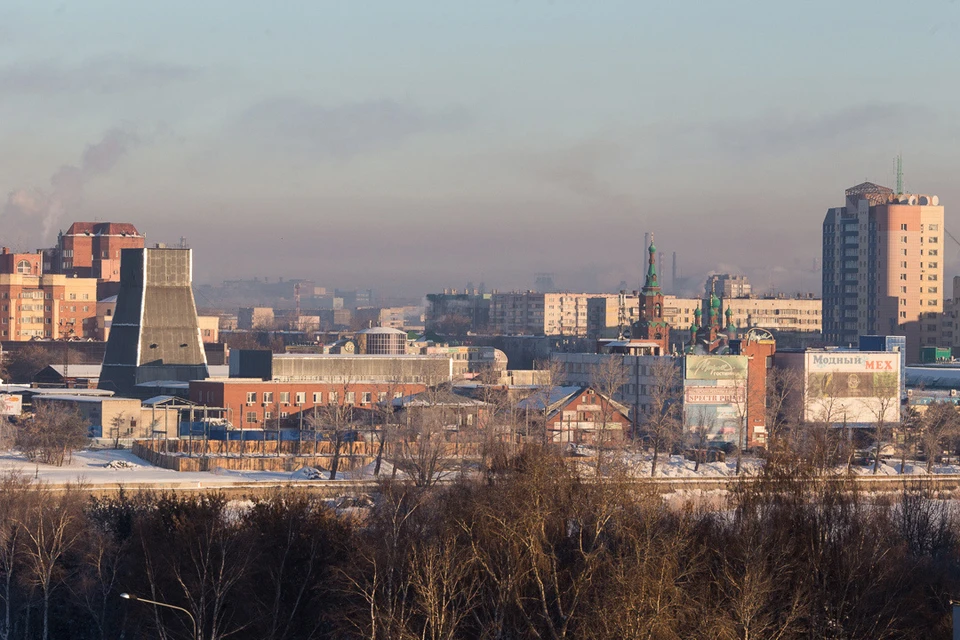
[47,364,102,378]
[356,326,407,335]
[34,395,137,404]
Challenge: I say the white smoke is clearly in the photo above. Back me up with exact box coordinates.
[2,128,139,248]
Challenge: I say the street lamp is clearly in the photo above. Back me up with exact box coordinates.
[120,593,198,640]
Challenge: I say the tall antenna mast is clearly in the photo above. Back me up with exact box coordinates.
[895,153,904,195]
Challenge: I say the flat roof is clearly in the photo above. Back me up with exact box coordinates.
[34,395,137,404]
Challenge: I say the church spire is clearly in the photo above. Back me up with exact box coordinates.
[643,233,659,291]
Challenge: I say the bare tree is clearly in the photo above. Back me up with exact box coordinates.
[862,372,900,474]
[408,533,479,640]
[765,366,803,455]
[803,372,845,473]
[590,356,628,476]
[394,385,460,488]
[109,413,129,450]
[18,483,86,640]
[731,371,750,475]
[917,402,960,473]
[640,357,681,477]
[688,405,717,472]
[16,402,88,466]
[308,376,359,481]
[137,493,253,640]
[531,359,566,446]
[0,473,30,640]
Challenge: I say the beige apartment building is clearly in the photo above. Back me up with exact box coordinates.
[823,182,943,362]
[723,296,821,332]
[588,293,821,340]
[492,292,620,337]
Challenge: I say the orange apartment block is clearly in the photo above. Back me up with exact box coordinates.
[0,248,98,340]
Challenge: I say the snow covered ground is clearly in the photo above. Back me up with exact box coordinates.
[0,449,395,488]
[2,447,959,489]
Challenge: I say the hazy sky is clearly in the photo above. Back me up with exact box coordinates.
[2,1,959,297]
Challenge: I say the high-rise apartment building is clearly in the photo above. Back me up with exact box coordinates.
[705,274,752,299]
[822,182,943,362]
[43,222,145,282]
[0,248,98,340]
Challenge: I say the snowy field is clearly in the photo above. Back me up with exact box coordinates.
[2,448,960,489]
[0,449,396,488]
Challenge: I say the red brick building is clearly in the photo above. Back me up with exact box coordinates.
[731,329,778,448]
[44,222,144,282]
[0,248,98,340]
[520,386,632,444]
[190,378,429,428]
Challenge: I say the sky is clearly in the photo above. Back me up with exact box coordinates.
[1,1,960,297]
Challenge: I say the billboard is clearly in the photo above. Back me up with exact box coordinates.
[685,355,748,380]
[803,352,900,426]
[683,356,748,443]
[0,395,22,416]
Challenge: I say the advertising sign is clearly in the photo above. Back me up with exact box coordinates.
[683,356,748,443]
[803,352,900,426]
[0,395,22,416]
[684,382,746,405]
[685,355,748,381]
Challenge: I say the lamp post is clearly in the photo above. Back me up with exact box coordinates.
[120,593,198,640]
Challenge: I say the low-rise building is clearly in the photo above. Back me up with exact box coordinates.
[518,386,631,444]
[31,394,179,439]
[190,378,429,429]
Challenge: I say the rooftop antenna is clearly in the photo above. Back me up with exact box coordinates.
[895,154,904,195]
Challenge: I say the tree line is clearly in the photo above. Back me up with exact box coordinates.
[1,448,959,640]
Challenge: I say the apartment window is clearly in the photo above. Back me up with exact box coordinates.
[900,274,908,280]
[930,224,939,231]
[928,300,939,306]
[929,249,939,256]
[929,262,939,269]
[929,237,939,244]
[929,275,939,281]
[280,391,290,404]
[329,391,338,404]
[280,411,288,418]
[901,249,908,256]
[361,392,371,404]
[263,391,273,403]
[378,391,387,403]
[264,411,272,420]
[16,260,31,274]
[901,236,908,243]
[900,286,907,293]
[929,287,939,294]
[900,261,908,268]
[69,293,76,300]
[900,224,908,231]
[82,294,89,300]
[246,392,257,404]
[395,391,403,399]
[345,391,356,404]
[245,412,257,424]
[313,392,323,403]
[295,391,305,404]
[900,311,907,319]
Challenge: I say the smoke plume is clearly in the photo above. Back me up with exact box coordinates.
[2,128,139,249]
